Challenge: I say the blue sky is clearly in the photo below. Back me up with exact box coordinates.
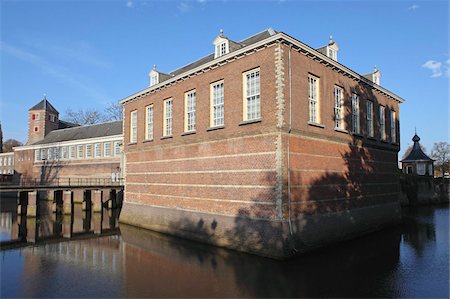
[1,0,448,156]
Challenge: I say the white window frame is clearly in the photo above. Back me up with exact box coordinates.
[114,141,120,157]
[185,90,196,132]
[130,110,137,143]
[68,145,75,160]
[145,105,154,140]
[334,86,344,129]
[94,143,101,158]
[163,98,173,137]
[54,147,59,160]
[417,163,426,175]
[243,68,261,121]
[210,80,224,127]
[34,150,40,161]
[366,100,374,137]
[40,148,46,160]
[390,110,396,143]
[215,41,228,58]
[61,146,67,160]
[35,113,40,120]
[77,145,83,159]
[104,142,111,157]
[86,144,92,159]
[47,148,52,160]
[351,94,360,134]
[150,74,158,87]
[380,105,386,140]
[308,75,320,124]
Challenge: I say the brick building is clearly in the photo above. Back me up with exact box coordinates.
[5,98,123,184]
[119,28,404,258]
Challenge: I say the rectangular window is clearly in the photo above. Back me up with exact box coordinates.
[40,148,46,160]
[380,106,386,140]
[47,148,52,160]
[163,98,173,136]
[114,141,120,156]
[86,144,92,159]
[243,68,261,121]
[366,101,374,137]
[94,143,101,158]
[351,94,360,134]
[104,142,111,157]
[32,114,36,120]
[61,146,67,160]
[34,150,40,161]
[130,110,137,143]
[308,75,320,123]
[36,113,40,120]
[334,86,344,129]
[68,145,75,159]
[53,147,59,160]
[77,145,83,159]
[0,157,3,166]
[211,81,224,127]
[391,110,396,143]
[145,105,154,140]
[185,90,196,132]
[7,157,11,166]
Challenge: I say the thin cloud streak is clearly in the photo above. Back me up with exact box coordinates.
[422,60,443,78]
[1,42,109,102]
[408,4,419,10]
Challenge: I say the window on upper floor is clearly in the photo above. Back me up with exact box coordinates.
[150,74,159,87]
[114,141,120,156]
[390,110,396,143]
[104,142,111,157]
[54,147,59,160]
[334,86,344,129]
[40,148,46,160]
[379,106,386,141]
[366,100,374,137]
[130,110,137,143]
[34,127,39,132]
[351,94,360,134]
[211,81,224,127]
[185,90,196,132]
[145,105,154,140]
[34,150,40,162]
[68,145,75,160]
[308,75,320,124]
[94,143,101,158]
[215,42,229,58]
[163,98,173,137]
[47,148,52,160]
[243,68,261,121]
[86,144,92,159]
[77,145,83,159]
[61,146,67,160]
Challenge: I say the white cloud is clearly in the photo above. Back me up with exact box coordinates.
[126,1,133,8]
[197,0,207,3]
[177,2,191,13]
[422,60,443,78]
[408,4,419,10]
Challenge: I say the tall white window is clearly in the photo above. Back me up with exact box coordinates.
[163,98,173,136]
[334,86,344,129]
[34,150,40,161]
[243,68,261,121]
[77,145,83,159]
[61,146,67,160]
[391,110,396,143]
[94,143,101,158]
[68,145,75,160]
[215,42,228,58]
[366,101,374,137]
[185,90,196,132]
[211,81,224,127]
[104,142,111,157]
[114,141,120,156]
[380,106,386,140]
[145,105,154,140]
[351,94,360,134]
[150,74,158,87]
[40,149,46,160]
[54,147,59,160]
[130,110,137,143]
[47,148,52,160]
[85,144,92,159]
[308,75,319,123]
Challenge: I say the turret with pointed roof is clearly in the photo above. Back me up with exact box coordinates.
[401,132,434,176]
[27,97,60,145]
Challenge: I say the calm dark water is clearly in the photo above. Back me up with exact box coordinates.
[1,197,449,298]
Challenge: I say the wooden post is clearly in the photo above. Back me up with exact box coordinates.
[27,191,39,218]
[63,191,73,215]
[92,190,103,213]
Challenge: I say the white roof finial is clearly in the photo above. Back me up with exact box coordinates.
[329,35,333,44]
[152,64,157,71]
[219,29,224,37]
[374,65,378,72]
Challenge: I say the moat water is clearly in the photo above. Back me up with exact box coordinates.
[0,197,448,298]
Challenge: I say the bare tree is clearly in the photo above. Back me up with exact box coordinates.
[3,138,23,152]
[64,108,104,125]
[431,142,450,177]
[104,102,123,121]
[63,102,122,125]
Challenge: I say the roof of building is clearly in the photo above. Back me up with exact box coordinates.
[32,121,122,145]
[401,134,434,162]
[170,28,277,77]
[29,98,59,114]
[58,119,79,129]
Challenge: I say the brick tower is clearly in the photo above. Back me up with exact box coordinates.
[27,98,60,145]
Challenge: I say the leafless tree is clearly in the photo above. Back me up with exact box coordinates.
[3,138,23,152]
[63,101,122,125]
[431,142,450,177]
[104,102,123,121]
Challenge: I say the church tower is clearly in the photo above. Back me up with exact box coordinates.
[27,98,60,145]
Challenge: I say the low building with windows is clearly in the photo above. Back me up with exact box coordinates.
[6,98,123,184]
[0,152,14,176]
[401,133,434,176]
[119,28,404,259]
